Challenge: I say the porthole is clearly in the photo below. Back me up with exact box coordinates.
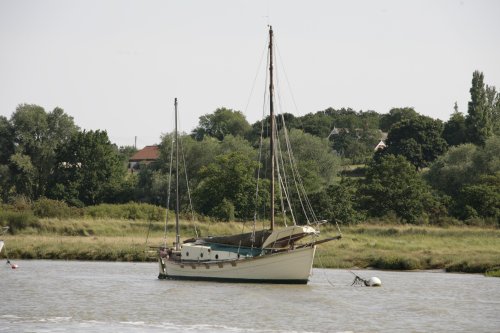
[185,252,189,257]
[215,254,219,260]
[200,253,204,258]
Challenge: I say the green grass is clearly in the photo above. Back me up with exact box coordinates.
[315,224,500,274]
[2,218,499,275]
[485,267,500,277]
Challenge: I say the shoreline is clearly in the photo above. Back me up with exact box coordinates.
[2,258,498,277]
[1,220,499,275]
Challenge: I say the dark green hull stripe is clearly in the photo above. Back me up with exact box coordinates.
[158,274,308,284]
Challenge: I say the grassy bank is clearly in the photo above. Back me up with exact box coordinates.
[1,218,499,274]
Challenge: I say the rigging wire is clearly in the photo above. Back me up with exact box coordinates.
[273,40,311,225]
[243,41,269,116]
[275,41,302,121]
[274,46,312,224]
[274,118,294,226]
[252,38,271,240]
[179,136,199,239]
[316,248,336,288]
[251,27,341,237]
[280,115,309,224]
[274,39,325,225]
[164,132,176,248]
[271,41,298,227]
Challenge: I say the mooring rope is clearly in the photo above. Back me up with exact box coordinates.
[315,249,336,288]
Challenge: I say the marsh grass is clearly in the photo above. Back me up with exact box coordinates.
[485,267,500,277]
[315,224,500,273]
[2,219,499,274]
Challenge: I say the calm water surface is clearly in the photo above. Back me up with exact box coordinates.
[1,260,499,332]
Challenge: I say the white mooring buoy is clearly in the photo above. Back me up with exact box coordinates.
[350,271,382,287]
[366,276,382,287]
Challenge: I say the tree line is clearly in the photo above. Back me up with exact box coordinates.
[1,70,499,225]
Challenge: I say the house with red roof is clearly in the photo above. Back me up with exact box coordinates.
[128,145,159,171]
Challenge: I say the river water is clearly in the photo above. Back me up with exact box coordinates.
[0,260,499,333]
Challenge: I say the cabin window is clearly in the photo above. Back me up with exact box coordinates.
[215,254,219,260]
[185,252,189,257]
[200,253,204,258]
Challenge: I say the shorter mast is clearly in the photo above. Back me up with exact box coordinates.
[174,98,180,251]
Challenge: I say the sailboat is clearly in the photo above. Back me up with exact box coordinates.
[156,26,341,284]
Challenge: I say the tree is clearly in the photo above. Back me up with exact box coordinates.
[117,145,138,165]
[9,104,78,199]
[0,164,11,202]
[8,153,36,199]
[192,107,251,141]
[193,152,269,220]
[134,166,169,206]
[219,135,257,159]
[0,116,14,202]
[0,116,14,165]
[425,143,478,198]
[470,135,500,176]
[300,112,334,138]
[457,173,500,221]
[309,179,363,225]
[156,133,220,192]
[278,129,341,192]
[247,113,298,143]
[485,85,500,136]
[443,108,467,146]
[382,116,448,169]
[465,71,492,146]
[379,107,418,132]
[49,130,125,205]
[358,154,438,223]
[425,136,500,219]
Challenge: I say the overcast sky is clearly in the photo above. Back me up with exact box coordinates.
[1,0,499,148]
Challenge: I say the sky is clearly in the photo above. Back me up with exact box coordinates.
[1,0,499,148]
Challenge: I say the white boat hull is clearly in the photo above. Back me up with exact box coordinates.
[159,246,316,284]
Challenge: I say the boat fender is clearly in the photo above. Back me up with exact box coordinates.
[366,277,381,287]
[6,260,18,269]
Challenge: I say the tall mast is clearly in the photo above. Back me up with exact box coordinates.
[174,98,180,251]
[268,26,275,231]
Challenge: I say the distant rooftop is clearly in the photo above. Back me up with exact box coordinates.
[129,145,159,162]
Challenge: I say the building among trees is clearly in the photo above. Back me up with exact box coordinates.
[128,145,159,171]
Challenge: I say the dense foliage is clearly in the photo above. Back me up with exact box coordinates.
[380,115,448,169]
[0,70,499,226]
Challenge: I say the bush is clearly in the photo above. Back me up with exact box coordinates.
[446,261,491,274]
[8,195,32,212]
[33,198,73,218]
[0,211,40,234]
[84,202,165,221]
[210,199,235,222]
